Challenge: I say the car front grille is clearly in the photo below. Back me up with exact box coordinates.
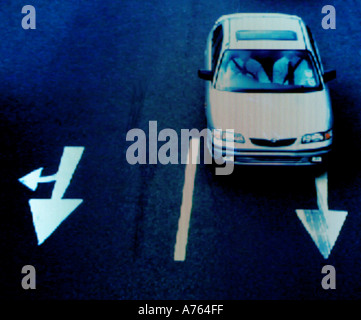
[250,138,297,147]
[234,155,306,164]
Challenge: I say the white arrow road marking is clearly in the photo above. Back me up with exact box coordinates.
[30,199,83,245]
[296,209,347,259]
[315,171,328,213]
[174,138,200,261]
[19,146,85,245]
[51,147,84,199]
[19,147,85,198]
[296,171,348,259]
[19,168,57,191]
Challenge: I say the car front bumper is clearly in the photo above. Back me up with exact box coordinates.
[208,139,332,166]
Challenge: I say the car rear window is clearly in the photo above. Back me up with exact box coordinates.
[236,30,298,41]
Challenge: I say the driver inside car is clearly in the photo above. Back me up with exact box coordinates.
[223,51,271,84]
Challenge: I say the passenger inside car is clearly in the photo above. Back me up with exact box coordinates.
[216,50,318,91]
[273,51,316,86]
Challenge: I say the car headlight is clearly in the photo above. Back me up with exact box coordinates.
[301,129,332,144]
[212,129,245,143]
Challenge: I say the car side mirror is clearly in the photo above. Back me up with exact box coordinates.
[198,69,213,81]
[323,69,336,83]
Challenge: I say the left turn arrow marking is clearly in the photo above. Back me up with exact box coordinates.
[19,147,85,245]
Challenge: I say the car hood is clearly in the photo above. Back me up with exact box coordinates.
[208,89,333,138]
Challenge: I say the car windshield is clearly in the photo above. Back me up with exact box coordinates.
[215,49,321,92]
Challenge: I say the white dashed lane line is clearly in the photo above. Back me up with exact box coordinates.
[174,138,200,262]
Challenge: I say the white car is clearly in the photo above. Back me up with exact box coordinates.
[198,13,336,166]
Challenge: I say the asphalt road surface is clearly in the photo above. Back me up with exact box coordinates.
[0,0,361,300]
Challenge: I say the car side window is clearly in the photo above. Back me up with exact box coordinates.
[211,25,223,72]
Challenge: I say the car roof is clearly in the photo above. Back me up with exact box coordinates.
[217,13,308,50]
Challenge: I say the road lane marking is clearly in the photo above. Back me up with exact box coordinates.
[296,171,348,259]
[315,171,328,213]
[30,199,83,245]
[174,138,200,261]
[19,146,85,245]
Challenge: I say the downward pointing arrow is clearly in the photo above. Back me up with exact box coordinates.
[296,209,347,259]
[29,199,83,245]
[296,172,348,259]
